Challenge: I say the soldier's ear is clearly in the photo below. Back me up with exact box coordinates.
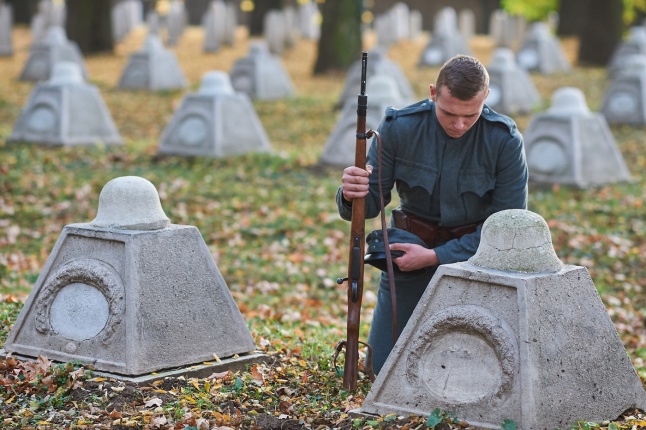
[430,84,437,101]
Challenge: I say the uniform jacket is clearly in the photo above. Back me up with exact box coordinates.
[336,99,528,266]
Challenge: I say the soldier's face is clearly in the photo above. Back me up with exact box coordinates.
[430,85,489,138]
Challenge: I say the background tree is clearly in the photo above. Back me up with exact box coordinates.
[5,0,38,24]
[249,0,283,36]
[65,0,113,54]
[577,0,623,65]
[313,0,362,75]
[556,0,582,36]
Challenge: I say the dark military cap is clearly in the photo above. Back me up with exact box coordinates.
[364,228,428,274]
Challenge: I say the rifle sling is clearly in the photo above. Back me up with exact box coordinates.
[367,129,399,345]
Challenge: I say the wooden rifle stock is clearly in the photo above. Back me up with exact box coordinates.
[337,51,369,391]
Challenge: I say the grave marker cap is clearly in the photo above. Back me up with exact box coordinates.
[91,176,170,230]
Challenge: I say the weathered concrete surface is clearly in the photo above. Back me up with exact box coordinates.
[360,209,646,429]
[4,176,257,375]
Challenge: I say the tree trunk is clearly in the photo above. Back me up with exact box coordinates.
[313,0,362,75]
[556,0,582,36]
[5,0,38,24]
[249,0,282,36]
[185,0,211,25]
[65,0,113,54]
[577,0,623,66]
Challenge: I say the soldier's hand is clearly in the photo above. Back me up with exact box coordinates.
[391,243,439,271]
[341,165,373,201]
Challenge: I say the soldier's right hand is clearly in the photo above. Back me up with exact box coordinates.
[341,165,373,201]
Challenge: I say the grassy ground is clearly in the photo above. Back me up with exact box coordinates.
[1,25,646,429]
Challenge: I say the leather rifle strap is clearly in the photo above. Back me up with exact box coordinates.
[366,129,399,344]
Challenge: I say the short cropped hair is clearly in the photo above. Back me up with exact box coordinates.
[435,55,490,100]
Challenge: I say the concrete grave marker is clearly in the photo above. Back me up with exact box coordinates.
[516,21,570,74]
[298,0,320,40]
[486,47,540,115]
[166,0,187,46]
[202,0,226,52]
[158,70,271,157]
[458,8,476,42]
[607,26,646,78]
[264,9,289,55]
[4,176,260,378]
[321,74,413,167]
[374,3,410,47]
[112,0,143,43]
[489,9,526,50]
[9,62,122,146]
[419,7,472,67]
[30,0,66,45]
[601,53,646,125]
[229,42,296,100]
[524,86,631,188]
[0,1,13,56]
[118,32,187,90]
[19,25,87,82]
[360,209,646,429]
[337,47,414,109]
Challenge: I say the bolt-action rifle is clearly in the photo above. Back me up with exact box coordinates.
[335,51,374,391]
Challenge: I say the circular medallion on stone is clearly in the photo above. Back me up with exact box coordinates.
[527,137,568,175]
[50,282,110,341]
[27,104,58,134]
[607,91,638,117]
[406,305,518,405]
[517,48,539,70]
[177,115,208,146]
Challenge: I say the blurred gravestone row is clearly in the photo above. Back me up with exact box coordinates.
[117,32,187,91]
[419,6,472,67]
[20,25,87,82]
[0,0,13,56]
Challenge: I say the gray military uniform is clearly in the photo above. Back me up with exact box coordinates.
[335,99,528,374]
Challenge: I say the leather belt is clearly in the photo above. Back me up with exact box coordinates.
[392,209,478,248]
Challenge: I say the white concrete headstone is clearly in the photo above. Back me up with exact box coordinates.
[0,2,13,56]
[516,21,570,74]
[321,74,413,167]
[524,87,631,188]
[601,54,646,125]
[229,42,296,100]
[419,7,472,67]
[607,26,646,78]
[158,70,272,157]
[4,176,259,376]
[9,62,122,146]
[486,47,540,115]
[118,32,188,90]
[337,47,414,109]
[19,25,87,82]
[360,209,646,429]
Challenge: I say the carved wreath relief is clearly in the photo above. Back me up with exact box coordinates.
[406,305,519,406]
[35,258,125,346]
